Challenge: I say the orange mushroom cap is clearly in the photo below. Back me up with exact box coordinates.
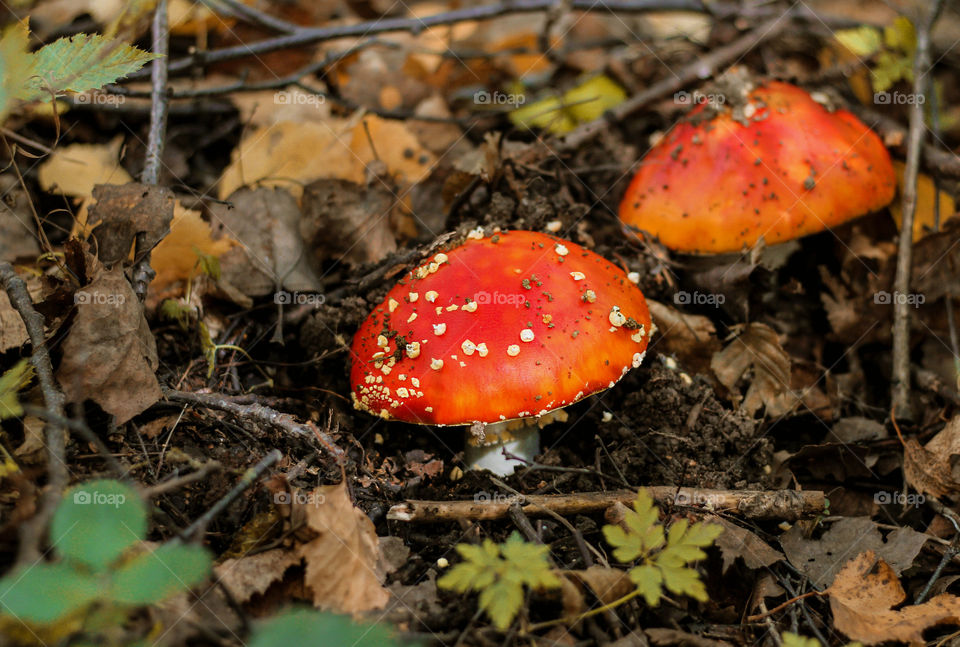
[619,80,896,254]
[350,230,653,426]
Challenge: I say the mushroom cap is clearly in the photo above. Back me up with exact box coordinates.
[350,229,652,426]
[619,80,896,254]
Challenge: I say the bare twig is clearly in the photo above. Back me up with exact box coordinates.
[201,0,302,34]
[891,0,945,421]
[21,404,126,479]
[162,388,345,461]
[556,14,788,151]
[133,0,170,302]
[179,449,281,540]
[387,488,826,522]
[0,263,68,566]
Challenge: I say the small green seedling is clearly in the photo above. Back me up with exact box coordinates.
[0,479,210,643]
[249,607,415,647]
[834,16,917,93]
[438,531,561,630]
[602,489,723,606]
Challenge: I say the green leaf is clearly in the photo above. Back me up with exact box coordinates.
[51,479,146,571]
[248,608,407,647]
[628,564,663,607]
[500,532,560,590]
[509,95,577,135]
[659,563,708,601]
[0,20,30,124]
[782,633,822,647]
[0,359,34,420]
[193,247,221,280]
[111,543,211,605]
[0,562,100,623]
[562,75,626,123]
[479,578,524,631]
[884,16,916,54]
[834,26,882,57]
[437,539,500,593]
[18,33,159,101]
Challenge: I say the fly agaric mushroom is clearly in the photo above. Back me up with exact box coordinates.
[619,79,896,254]
[350,229,653,475]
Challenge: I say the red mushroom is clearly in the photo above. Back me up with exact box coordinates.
[350,229,653,474]
[619,79,896,254]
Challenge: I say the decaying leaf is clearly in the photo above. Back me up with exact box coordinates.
[903,415,960,498]
[560,566,635,615]
[828,550,960,646]
[712,517,783,573]
[300,178,398,266]
[87,183,175,266]
[215,549,302,605]
[0,290,29,354]
[296,480,389,613]
[890,161,957,242]
[211,187,322,299]
[711,323,797,417]
[0,174,40,263]
[646,299,718,376]
[781,517,927,588]
[37,136,133,201]
[56,265,161,423]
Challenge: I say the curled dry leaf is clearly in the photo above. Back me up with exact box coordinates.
[711,323,797,417]
[215,549,302,605]
[560,566,635,616]
[295,480,389,614]
[86,183,175,266]
[828,550,960,646]
[903,415,960,499]
[56,265,161,423]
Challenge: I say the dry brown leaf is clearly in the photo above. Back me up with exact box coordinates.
[903,416,960,498]
[712,517,783,573]
[297,480,389,613]
[828,550,960,646]
[711,323,797,417]
[149,202,236,304]
[890,161,958,242]
[87,183,175,266]
[215,549,302,605]
[0,174,40,263]
[0,290,29,354]
[57,266,162,424]
[646,299,718,376]
[561,566,635,616]
[212,187,322,298]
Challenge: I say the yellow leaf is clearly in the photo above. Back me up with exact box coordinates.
[890,161,957,242]
[37,136,133,198]
[150,202,235,300]
[562,74,627,123]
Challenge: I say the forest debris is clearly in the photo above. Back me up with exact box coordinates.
[912,218,960,303]
[828,417,888,443]
[211,187,322,298]
[56,265,161,423]
[86,183,175,266]
[560,566,635,615]
[0,174,39,263]
[781,517,927,588]
[903,415,960,498]
[215,548,302,605]
[300,178,398,266]
[0,290,29,353]
[296,480,390,613]
[890,161,957,242]
[148,202,236,305]
[712,517,783,572]
[646,299,718,376]
[828,550,960,646]
[645,628,731,647]
[711,323,797,417]
[388,488,826,523]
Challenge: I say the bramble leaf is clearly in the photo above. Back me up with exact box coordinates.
[0,563,100,623]
[111,543,211,605]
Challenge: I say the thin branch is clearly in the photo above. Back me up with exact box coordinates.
[201,0,302,34]
[133,0,170,303]
[891,0,944,420]
[0,262,67,567]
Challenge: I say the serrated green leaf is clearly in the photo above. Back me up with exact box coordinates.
[500,532,560,590]
[835,26,882,57]
[0,20,30,123]
[0,359,34,420]
[659,563,708,601]
[0,562,100,623]
[479,578,524,631]
[872,51,913,92]
[884,16,916,54]
[248,608,406,647]
[193,247,221,280]
[782,633,822,647]
[111,543,211,605]
[51,479,146,571]
[18,33,159,101]
[629,564,663,607]
[682,521,724,547]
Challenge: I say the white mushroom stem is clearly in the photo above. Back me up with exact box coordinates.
[463,410,568,475]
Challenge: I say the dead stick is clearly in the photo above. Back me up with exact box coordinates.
[388,488,826,523]
[890,0,944,420]
[0,262,68,566]
[555,14,788,151]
